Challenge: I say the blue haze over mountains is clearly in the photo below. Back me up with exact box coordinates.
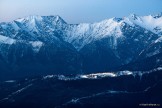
[0,13,162,80]
[0,13,162,108]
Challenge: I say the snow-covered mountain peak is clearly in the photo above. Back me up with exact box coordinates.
[41,15,67,25]
[54,15,67,24]
[127,14,142,24]
[124,13,162,35]
[0,13,162,51]
[0,13,162,76]
[13,15,44,33]
[15,15,43,23]
[99,18,122,24]
[65,18,124,50]
[138,15,162,34]
[128,14,141,21]
[15,15,66,27]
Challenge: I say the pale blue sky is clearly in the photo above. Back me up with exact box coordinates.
[0,0,162,23]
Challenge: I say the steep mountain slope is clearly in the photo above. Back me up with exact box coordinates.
[79,21,159,72]
[119,36,162,71]
[0,13,162,80]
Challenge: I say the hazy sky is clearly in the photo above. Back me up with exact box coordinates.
[0,0,162,23]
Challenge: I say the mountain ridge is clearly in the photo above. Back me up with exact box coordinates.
[1,13,162,49]
[0,13,162,80]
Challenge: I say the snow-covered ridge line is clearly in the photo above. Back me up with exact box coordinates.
[43,67,162,80]
[65,12,162,49]
[1,13,162,50]
[125,14,162,34]
[65,17,124,50]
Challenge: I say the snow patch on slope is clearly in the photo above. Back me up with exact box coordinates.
[80,72,117,79]
[29,41,43,52]
[4,80,16,83]
[43,67,162,81]
[155,36,162,43]
[0,35,16,45]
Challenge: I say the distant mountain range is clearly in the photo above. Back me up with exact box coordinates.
[0,13,162,80]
